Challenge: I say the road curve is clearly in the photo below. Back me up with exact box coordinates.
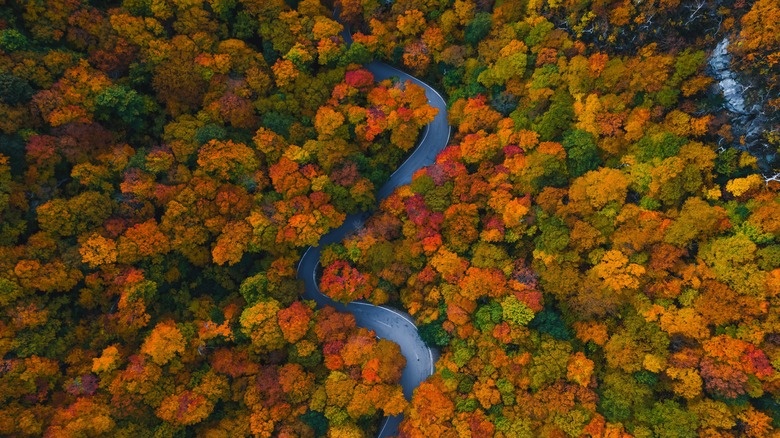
[295,23,452,438]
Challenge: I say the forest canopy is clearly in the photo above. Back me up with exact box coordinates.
[1,0,780,436]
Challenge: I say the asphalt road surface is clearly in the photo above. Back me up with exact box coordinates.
[296,23,451,438]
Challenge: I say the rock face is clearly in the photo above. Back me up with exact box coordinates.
[708,38,774,170]
[710,39,747,114]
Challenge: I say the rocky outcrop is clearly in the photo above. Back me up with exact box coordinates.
[708,38,775,171]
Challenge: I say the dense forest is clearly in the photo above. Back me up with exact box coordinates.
[1,0,779,436]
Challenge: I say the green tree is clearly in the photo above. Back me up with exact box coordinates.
[562,129,600,178]
[0,29,30,52]
[0,73,34,105]
[419,319,451,347]
[194,124,227,145]
[474,302,503,332]
[635,132,687,162]
[465,13,492,46]
[94,85,146,130]
[529,308,571,340]
[502,295,534,326]
[638,400,699,438]
[300,410,329,437]
[534,89,574,141]
[599,371,654,424]
[239,272,269,306]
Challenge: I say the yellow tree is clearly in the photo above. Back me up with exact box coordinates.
[239,299,286,353]
[79,233,118,268]
[212,220,252,266]
[591,250,645,291]
[140,320,186,366]
[478,40,528,88]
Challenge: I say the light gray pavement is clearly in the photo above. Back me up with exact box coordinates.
[295,23,451,438]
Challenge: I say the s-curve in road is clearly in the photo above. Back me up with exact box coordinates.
[296,17,451,438]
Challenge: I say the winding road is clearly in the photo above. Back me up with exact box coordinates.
[295,22,452,438]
